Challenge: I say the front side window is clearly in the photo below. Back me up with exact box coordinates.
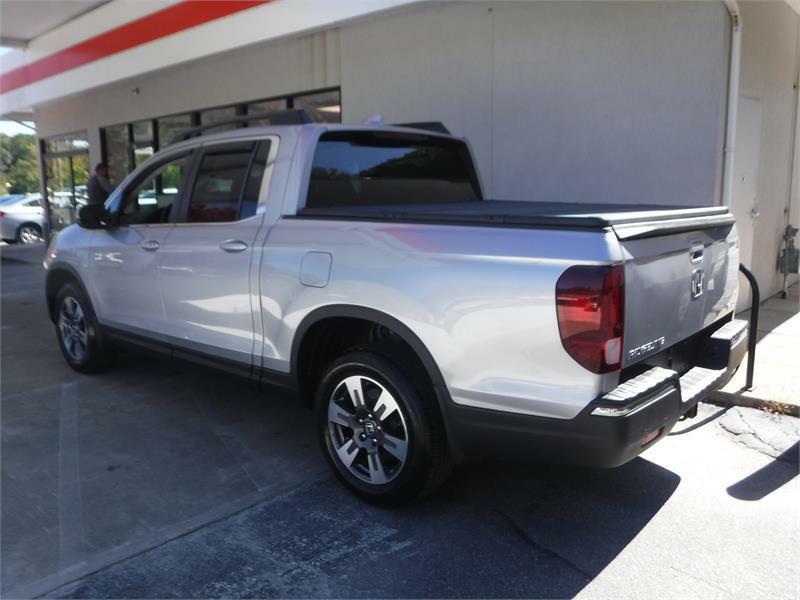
[306,131,481,208]
[120,154,190,225]
[187,142,255,223]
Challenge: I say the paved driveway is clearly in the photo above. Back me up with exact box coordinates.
[2,245,798,598]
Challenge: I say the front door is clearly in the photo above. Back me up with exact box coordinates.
[157,139,275,367]
[90,151,192,337]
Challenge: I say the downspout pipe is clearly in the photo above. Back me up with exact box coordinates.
[722,0,742,208]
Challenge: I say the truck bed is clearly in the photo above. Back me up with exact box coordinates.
[298,200,734,240]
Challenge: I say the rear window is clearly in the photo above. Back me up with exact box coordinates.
[306,131,481,208]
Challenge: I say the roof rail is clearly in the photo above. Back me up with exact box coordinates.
[393,121,450,134]
[169,109,313,144]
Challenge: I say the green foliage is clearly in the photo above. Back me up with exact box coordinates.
[0,133,40,194]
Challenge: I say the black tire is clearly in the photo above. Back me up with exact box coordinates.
[16,223,43,244]
[315,350,452,505]
[54,282,113,373]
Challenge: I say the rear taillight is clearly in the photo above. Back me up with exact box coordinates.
[0,211,5,217]
[555,264,625,373]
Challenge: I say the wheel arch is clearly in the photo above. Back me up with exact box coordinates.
[291,304,459,452]
[45,263,90,323]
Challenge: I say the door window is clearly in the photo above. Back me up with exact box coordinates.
[120,154,190,225]
[240,141,271,220]
[186,142,255,223]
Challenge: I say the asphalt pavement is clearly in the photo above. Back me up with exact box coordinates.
[1,243,798,599]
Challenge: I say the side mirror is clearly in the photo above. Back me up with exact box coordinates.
[77,204,111,229]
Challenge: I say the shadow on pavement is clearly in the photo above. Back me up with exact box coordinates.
[727,442,799,502]
[46,351,681,599]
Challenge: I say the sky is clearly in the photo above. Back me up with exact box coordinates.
[0,121,36,136]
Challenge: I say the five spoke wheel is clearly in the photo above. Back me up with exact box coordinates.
[327,375,409,485]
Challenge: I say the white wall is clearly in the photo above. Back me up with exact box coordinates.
[34,29,345,167]
[738,1,800,296]
[340,1,731,205]
[36,1,731,209]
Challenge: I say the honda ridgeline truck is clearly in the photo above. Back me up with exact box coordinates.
[45,120,747,503]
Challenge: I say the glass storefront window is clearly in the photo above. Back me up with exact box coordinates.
[104,124,129,186]
[158,114,193,147]
[293,90,341,123]
[100,88,340,184]
[132,120,153,145]
[44,149,90,232]
[44,132,89,154]
[42,131,91,233]
[134,146,154,168]
[247,99,287,125]
[200,106,239,133]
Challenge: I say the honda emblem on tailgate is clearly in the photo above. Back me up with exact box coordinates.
[691,268,704,300]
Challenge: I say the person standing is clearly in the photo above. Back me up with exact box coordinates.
[87,162,113,205]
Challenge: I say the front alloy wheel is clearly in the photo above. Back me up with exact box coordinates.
[59,296,89,363]
[54,282,113,373]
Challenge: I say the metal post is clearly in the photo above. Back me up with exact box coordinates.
[739,264,760,390]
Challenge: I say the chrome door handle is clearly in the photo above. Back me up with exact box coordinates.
[219,239,248,253]
[140,239,160,251]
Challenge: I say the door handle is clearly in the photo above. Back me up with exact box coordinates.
[219,239,248,253]
[140,239,160,251]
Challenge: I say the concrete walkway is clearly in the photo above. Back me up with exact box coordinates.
[716,282,800,408]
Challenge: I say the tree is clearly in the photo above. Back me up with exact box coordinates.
[0,133,41,194]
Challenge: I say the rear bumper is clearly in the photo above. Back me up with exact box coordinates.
[447,318,748,467]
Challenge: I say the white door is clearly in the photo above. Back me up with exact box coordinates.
[90,152,192,337]
[157,139,275,367]
[730,96,762,310]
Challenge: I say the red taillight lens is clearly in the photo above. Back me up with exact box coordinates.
[0,211,5,217]
[555,264,625,373]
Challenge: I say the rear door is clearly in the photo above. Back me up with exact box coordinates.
[157,138,277,368]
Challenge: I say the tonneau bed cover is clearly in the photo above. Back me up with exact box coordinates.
[298,200,734,240]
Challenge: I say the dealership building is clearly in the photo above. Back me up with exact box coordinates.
[0,0,798,302]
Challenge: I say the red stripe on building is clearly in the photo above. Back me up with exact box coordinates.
[0,0,270,94]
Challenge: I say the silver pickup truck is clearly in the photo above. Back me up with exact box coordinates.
[45,122,747,503]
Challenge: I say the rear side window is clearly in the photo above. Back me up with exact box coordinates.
[306,131,481,208]
[187,142,254,223]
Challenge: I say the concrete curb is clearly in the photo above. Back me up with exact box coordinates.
[707,391,799,418]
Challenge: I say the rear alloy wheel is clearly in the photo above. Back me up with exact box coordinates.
[316,351,452,504]
[17,224,42,244]
[327,374,409,485]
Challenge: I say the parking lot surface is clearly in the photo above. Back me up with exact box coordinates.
[2,245,798,599]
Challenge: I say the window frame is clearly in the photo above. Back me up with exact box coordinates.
[114,149,195,227]
[172,136,280,226]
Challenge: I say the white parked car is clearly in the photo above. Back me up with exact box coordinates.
[44,120,747,503]
[0,194,46,244]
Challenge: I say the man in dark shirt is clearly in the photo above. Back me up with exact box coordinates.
[87,162,113,205]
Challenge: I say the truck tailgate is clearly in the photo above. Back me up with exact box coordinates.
[617,220,739,367]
